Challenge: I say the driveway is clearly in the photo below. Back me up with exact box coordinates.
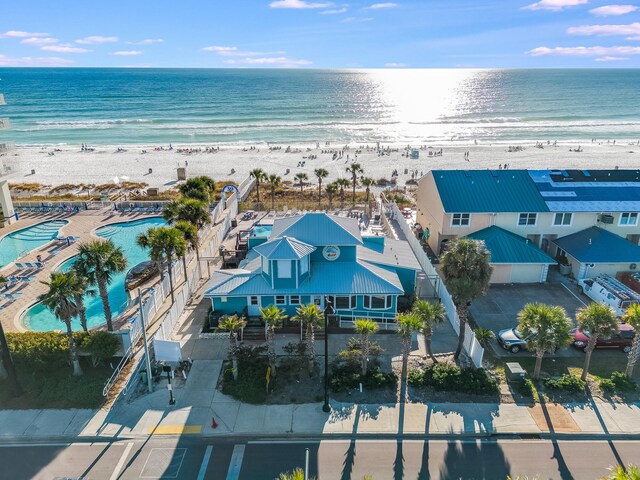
[470,282,590,358]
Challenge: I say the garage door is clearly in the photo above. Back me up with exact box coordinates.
[510,265,543,283]
[490,265,511,283]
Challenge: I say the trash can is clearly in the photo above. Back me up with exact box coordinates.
[231,219,238,228]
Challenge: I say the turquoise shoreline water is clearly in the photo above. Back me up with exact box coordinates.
[23,217,166,332]
[1,68,640,145]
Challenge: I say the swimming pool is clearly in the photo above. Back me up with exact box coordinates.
[23,217,167,332]
[251,224,272,237]
[0,220,68,269]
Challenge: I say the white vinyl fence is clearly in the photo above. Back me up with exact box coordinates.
[385,202,485,367]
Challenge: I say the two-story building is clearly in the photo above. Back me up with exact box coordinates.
[204,212,421,327]
[416,169,640,283]
[0,92,16,225]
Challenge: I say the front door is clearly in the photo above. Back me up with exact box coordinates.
[247,296,260,316]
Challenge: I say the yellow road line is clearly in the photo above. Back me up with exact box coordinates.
[149,425,203,435]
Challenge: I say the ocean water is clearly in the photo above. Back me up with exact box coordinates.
[0,68,639,145]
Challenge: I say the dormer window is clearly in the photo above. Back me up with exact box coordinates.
[262,257,270,274]
[277,260,292,278]
[300,255,309,274]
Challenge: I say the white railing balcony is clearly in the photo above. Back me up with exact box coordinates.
[0,142,15,153]
[0,162,16,181]
[0,94,5,106]
[0,118,10,130]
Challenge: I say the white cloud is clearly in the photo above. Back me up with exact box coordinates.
[528,45,640,56]
[590,4,638,15]
[595,55,629,60]
[203,45,239,53]
[269,0,332,8]
[225,56,312,66]
[341,16,373,22]
[76,36,118,44]
[20,37,58,45]
[385,62,408,67]
[127,39,164,45]
[111,50,143,56]
[0,54,73,66]
[523,0,588,11]
[367,2,398,9]
[41,44,90,53]
[320,7,348,13]
[1,30,49,38]
[568,22,640,37]
[202,45,285,56]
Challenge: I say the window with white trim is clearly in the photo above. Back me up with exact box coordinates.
[289,295,300,305]
[364,295,392,309]
[300,256,309,274]
[451,213,470,227]
[328,295,356,310]
[553,213,572,226]
[250,296,259,305]
[518,213,537,226]
[262,257,270,274]
[277,260,292,278]
[620,212,638,226]
[275,295,286,305]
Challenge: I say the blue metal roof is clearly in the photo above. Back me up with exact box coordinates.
[554,227,640,263]
[203,259,403,297]
[432,170,549,213]
[467,226,556,265]
[253,236,316,260]
[270,213,363,246]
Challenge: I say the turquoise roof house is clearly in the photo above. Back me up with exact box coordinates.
[204,213,421,328]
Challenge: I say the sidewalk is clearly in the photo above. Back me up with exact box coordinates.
[2,358,640,441]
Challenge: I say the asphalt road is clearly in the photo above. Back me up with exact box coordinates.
[2,437,640,480]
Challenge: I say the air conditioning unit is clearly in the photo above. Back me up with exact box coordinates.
[599,214,614,224]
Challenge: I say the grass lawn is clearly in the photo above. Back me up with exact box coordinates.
[513,351,632,381]
[0,359,111,409]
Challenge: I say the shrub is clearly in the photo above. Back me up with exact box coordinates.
[600,372,636,393]
[330,362,395,392]
[544,374,585,393]
[5,332,87,372]
[516,378,537,399]
[77,331,120,367]
[408,363,499,395]
[222,344,270,404]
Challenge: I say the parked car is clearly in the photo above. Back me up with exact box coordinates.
[497,327,535,353]
[571,323,635,353]
[577,274,640,317]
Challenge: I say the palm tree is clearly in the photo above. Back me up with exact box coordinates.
[346,163,363,204]
[71,266,95,333]
[75,239,128,332]
[292,303,324,374]
[396,313,422,379]
[174,220,199,261]
[219,314,247,381]
[335,178,350,209]
[517,303,572,379]
[325,183,338,209]
[354,318,379,376]
[294,172,308,203]
[39,272,84,376]
[361,177,375,213]
[413,300,446,363]
[178,176,216,204]
[473,327,495,348]
[250,168,266,204]
[314,168,329,207]
[267,174,281,211]
[602,464,640,480]
[260,304,286,378]
[440,238,493,361]
[577,302,618,381]
[623,304,640,377]
[163,198,211,232]
[137,227,187,304]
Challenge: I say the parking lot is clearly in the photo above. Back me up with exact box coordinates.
[471,282,590,358]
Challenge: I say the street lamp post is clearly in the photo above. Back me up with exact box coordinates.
[0,318,22,396]
[323,299,335,413]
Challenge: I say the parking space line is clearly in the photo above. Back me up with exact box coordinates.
[561,283,588,306]
[197,445,213,480]
[109,441,134,480]
[226,444,245,480]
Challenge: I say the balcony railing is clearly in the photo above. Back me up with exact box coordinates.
[0,142,15,153]
[0,118,10,130]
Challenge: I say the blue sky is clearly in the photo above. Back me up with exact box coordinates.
[1,0,640,67]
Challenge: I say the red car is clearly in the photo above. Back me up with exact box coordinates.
[571,323,635,353]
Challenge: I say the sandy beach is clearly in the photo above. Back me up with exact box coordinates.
[5,140,640,190]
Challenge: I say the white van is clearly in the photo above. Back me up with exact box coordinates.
[578,274,640,316]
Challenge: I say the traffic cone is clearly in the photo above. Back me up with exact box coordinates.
[211,417,218,429]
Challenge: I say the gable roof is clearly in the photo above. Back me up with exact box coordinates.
[358,238,422,270]
[431,170,550,213]
[467,226,556,265]
[253,236,316,260]
[554,226,640,263]
[270,213,363,246]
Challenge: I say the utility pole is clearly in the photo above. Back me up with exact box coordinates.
[138,288,153,394]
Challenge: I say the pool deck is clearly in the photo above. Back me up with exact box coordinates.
[0,208,161,332]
